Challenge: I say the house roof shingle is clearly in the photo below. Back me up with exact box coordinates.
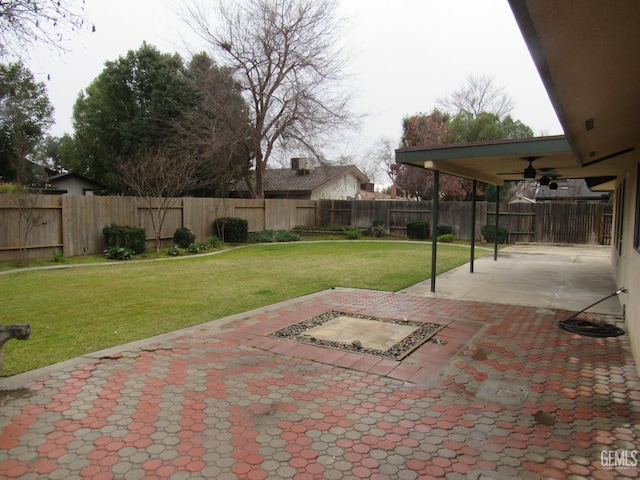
[234,165,370,195]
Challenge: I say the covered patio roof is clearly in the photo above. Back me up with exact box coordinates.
[395,135,622,191]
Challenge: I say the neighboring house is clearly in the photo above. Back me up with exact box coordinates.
[358,189,397,201]
[396,2,640,371]
[535,179,611,203]
[232,158,371,200]
[45,172,106,196]
[508,179,611,203]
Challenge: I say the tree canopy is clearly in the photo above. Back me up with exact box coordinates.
[0,61,54,185]
[67,43,192,191]
[448,111,533,143]
[65,43,250,194]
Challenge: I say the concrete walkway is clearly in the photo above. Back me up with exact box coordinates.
[401,244,624,315]
[0,245,638,479]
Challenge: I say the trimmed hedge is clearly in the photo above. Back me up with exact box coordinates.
[437,234,455,243]
[248,230,302,243]
[406,221,429,240]
[173,227,196,248]
[103,224,146,254]
[214,217,248,243]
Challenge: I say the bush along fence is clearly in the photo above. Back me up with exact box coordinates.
[0,194,612,261]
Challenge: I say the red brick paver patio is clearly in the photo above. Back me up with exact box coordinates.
[1,287,638,479]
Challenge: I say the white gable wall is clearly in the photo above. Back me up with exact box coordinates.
[50,178,96,196]
[310,172,362,200]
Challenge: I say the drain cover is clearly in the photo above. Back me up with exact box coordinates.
[476,380,528,405]
[268,310,444,360]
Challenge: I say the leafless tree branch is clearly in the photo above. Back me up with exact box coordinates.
[117,148,205,252]
[0,0,92,59]
[438,73,515,119]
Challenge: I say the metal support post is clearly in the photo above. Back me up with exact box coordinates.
[431,170,439,293]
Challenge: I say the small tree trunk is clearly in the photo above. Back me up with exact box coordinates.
[155,232,162,253]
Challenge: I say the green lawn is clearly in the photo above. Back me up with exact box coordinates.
[0,241,490,377]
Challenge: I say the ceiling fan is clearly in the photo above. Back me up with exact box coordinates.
[496,156,562,188]
[497,156,546,179]
[521,156,541,179]
[537,168,561,187]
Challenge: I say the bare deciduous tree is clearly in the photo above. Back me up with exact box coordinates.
[371,137,397,187]
[0,0,91,58]
[438,73,515,119]
[182,0,357,198]
[118,149,205,253]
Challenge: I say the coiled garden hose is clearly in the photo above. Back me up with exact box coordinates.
[558,288,627,338]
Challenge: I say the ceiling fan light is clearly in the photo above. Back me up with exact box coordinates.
[550,182,558,190]
[524,164,536,179]
[539,175,550,186]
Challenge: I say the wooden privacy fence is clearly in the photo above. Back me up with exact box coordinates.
[0,195,612,261]
[321,200,483,238]
[0,195,318,261]
[320,200,613,245]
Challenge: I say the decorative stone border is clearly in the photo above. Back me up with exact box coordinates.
[267,310,444,360]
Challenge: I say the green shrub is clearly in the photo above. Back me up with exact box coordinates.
[248,230,276,243]
[207,236,222,248]
[187,243,209,254]
[437,234,455,243]
[51,252,65,263]
[345,228,361,240]
[103,224,146,254]
[214,217,248,243]
[249,230,302,243]
[166,246,182,256]
[174,227,196,248]
[363,220,385,237]
[406,221,429,240]
[294,224,350,233]
[436,225,453,236]
[275,230,301,242]
[481,225,509,244]
[105,246,133,260]
[0,183,26,194]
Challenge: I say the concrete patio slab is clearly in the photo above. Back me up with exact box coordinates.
[399,244,624,316]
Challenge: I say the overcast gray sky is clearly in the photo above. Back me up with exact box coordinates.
[27,0,562,168]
